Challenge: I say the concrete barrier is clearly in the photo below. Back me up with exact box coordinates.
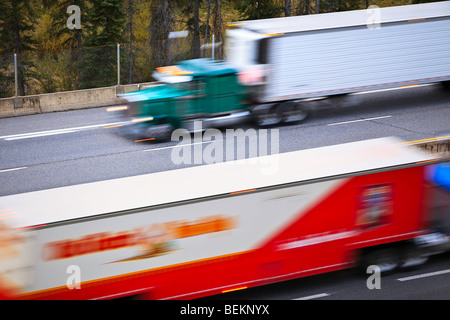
[0,98,15,118]
[410,137,450,161]
[39,87,117,113]
[0,82,157,118]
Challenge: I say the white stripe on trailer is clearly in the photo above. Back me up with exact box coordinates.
[0,137,434,228]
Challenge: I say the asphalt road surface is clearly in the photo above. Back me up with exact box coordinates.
[0,83,449,301]
[0,83,449,196]
[202,252,450,300]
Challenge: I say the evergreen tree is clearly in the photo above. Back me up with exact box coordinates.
[294,0,311,15]
[86,0,126,46]
[325,0,361,13]
[0,57,13,98]
[81,0,127,88]
[202,0,213,58]
[149,0,170,68]
[0,0,35,96]
[411,0,438,3]
[213,0,223,59]
[42,0,88,91]
[177,0,203,60]
[50,0,87,54]
[285,0,292,16]
[237,0,284,20]
[193,0,201,59]
[126,0,135,83]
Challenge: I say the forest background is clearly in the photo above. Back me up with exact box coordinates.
[0,0,436,98]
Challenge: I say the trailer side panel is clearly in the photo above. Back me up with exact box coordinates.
[20,166,427,299]
[262,17,450,101]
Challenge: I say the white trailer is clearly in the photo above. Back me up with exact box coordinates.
[226,2,450,124]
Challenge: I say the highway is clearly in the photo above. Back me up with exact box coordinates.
[0,82,449,301]
[204,252,450,300]
[1,83,449,197]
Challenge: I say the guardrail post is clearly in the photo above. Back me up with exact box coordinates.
[212,35,215,60]
[14,53,18,97]
[117,44,121,86]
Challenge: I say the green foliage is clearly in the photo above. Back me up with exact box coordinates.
[80,0,127,89]
[0,55,14,98]
[31,50,81,93]
[323,0,363,12]
[178,0,203,59]
[0,0,35,54]
[49,0,88,50]
[149,0,170,69]
[0,0,428,98]
[0,0,36,96]
[236,0,284,20]
[411,0,439,3]
[85,0,127,46]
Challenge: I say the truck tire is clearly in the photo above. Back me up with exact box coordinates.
[360,247,400,274]
[399,253,428,270]
[145,123,172,142]
[398,241,429,269]
[277,101,308,124]
[442,81,450,91]
[253,105,281,127]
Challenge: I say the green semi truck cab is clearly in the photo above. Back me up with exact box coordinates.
[112,59,253,140]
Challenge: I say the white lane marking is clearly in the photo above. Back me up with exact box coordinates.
[397,269,450,282]
[0,167,27,173]
[327,115,392,126]
[0,121,127,141]
[4,130,79,140]
[143,140,213,152]
[293,293,330,300]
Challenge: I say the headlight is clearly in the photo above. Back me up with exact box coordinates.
[106,106,128,112]
[131,117,154,123]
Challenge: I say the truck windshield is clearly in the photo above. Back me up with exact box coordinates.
[168,80,204,94]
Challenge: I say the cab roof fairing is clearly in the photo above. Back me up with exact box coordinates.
[150,59,238,85]
[152,70,193,84]
[177,59,238,77]
[117,91,155,103]
[117,85,189,103]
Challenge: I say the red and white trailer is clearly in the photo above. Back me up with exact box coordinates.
[0,137,448,300]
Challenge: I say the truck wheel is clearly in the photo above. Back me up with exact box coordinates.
[398,244,429,269]
[277,101,308,124]
[399,255,428,269]
[145,123,172,142]
[253,105,281,127]
[361,248,400,274]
